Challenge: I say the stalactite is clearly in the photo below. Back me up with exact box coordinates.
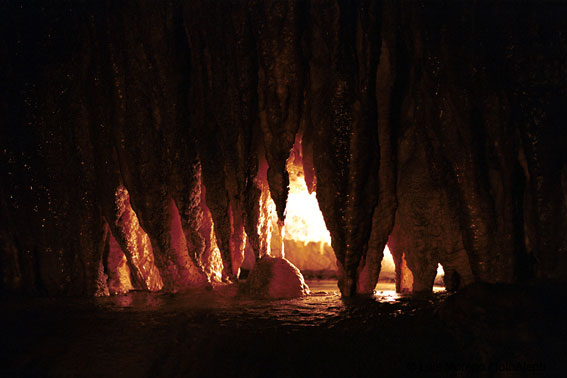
[307,0,381,296]
[184,0,263,282]
[250,0,305,222]
[504,3,567,282]
[249,155,278,260]
[357,0,399,295]
[1,0,566,296]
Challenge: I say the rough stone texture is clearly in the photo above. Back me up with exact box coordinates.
[250,0,306,222]
[104,226,133,295]
[307,0,381,296]
[185,0,268,281]
[1,0,566,296]
[106,186,163,292]
[197,182,224,284]
[357,3,399,295]
[241,256,309,299]
[388,124,474,293]
[384,0,566,292]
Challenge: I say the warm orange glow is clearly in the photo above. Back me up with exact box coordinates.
[436,263,445,278]
[279,140,336,272]
[283,173,331,245]
[106,229,134,295]
[282,134,332,247]
[255,155,281,258]
[113,186,163,292]
[381,245,396,273]
[382,245,445,289]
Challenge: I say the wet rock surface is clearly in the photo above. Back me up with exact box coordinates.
[1,281,564,378]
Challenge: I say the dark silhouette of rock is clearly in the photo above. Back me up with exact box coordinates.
[1,0,566,297]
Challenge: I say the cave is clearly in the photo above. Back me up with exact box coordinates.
[1,0,566,377]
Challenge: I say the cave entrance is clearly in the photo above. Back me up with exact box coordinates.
[379,246,446,293]
[434,262,445,290]
[268,137,447,293]
[276,145,337,278]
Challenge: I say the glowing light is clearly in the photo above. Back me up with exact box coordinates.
[284,173,331,245]
[436,263,445,277]
[434,263,445,288]
[381,245,395,273]
[381,245,445,291]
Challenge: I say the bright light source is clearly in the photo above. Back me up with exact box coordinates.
[436,263,445,277]
[381,245,395,273]
[284,173,331,245]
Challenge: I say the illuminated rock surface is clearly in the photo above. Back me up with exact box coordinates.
[242,256,310,299]
[2,1,566,376]
[1,1,566,377]
[0,0,567,308]
[2,0,566,297]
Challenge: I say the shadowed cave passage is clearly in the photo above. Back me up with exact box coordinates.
[1,1,567,377]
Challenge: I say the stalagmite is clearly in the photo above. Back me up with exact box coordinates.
[241,255,310,299]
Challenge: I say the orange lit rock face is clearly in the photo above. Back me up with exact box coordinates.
[253,156,279,260]
[237,153,281,274]
[198,184,224,283]
[108,186,163,293]
[165,198,209,290]
[3,1,565,298]
[398,253,414,294]
[283,240,336,272]
[105,229,134,295]
[104,185,215,295]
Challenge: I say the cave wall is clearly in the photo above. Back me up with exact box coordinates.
[389,0,567,292]
[1,0,566,296]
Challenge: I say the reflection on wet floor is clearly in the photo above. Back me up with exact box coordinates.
[93,280,446,312]
[2,281,563,378]
[0,280,453,378]
[86,280,449,332]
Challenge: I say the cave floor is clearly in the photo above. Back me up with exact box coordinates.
[0,280,561,378]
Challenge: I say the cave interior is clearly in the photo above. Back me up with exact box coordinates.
[1,1,567,377]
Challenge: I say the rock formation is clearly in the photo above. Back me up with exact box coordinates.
[240,255,310,299]
[1,0,565,297]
